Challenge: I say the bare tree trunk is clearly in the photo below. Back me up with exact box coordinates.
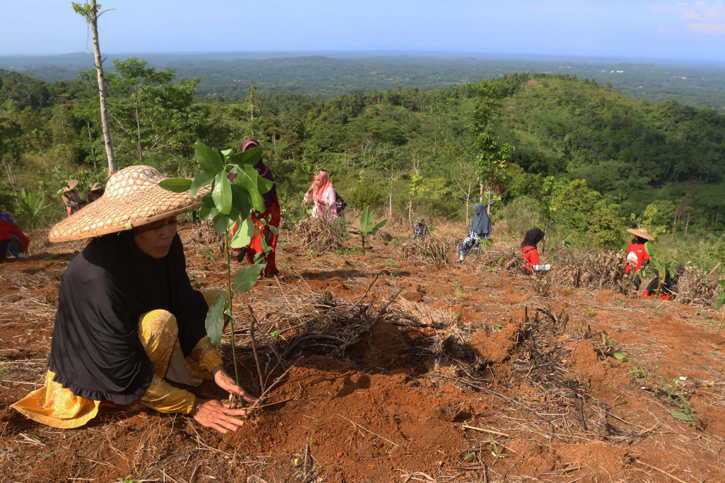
[135,105,142,160]
[465,190,470,222]
[388,187,393,220]
[88,0,116,174]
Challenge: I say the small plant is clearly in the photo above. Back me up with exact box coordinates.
[15,188,51,228]
[715,279,725,309]
[359,206,387,252]
[161,141,272,391]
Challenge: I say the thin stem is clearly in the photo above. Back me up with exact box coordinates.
[225,230,240,386]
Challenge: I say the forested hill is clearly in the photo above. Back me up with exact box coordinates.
[1,53,724,110]
[0,66,723,250]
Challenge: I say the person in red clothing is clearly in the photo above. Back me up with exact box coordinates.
[0,211,30,262]
[231,138,281,277]
[521,228,551,274]
[623,228,654,291]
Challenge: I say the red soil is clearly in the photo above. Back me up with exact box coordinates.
[0,222,722,481]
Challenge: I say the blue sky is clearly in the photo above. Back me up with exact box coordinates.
[1,1,724,61]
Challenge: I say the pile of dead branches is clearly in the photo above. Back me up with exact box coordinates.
[394,298,488,376]
[477,245,522,273]
[676,267,721,307]
[294,217,346,252]
[401,237,450,266]
[554,249,627,291]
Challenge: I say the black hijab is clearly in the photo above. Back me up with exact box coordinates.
[48,232,208,404]
[470,203,491,236]
[522,228,545,248]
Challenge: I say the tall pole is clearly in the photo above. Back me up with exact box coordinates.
[89,0,116,174]
[74,1,116,175]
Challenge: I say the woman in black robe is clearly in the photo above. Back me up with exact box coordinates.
[12,165,255,433]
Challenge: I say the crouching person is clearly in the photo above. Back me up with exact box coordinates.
[521,228,551,274]
[11,166,256,433]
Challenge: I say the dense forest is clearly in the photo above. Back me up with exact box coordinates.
[2,53,725,109]
[0,57,723,267]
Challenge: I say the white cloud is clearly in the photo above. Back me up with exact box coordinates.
[687,22,725,33]
[680,1,725,21]
[678,1,725,34]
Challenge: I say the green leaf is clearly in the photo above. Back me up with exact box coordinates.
[613,352,628,362]
[234,264,264,292]
[230,184,252,219]
[194,141,223,175]
[670,410,694,422]
[360,206,372,233]
[232,165,266,212]
[213,215,231,235]
[212,172,232,214]
[159,178,191,193]
[190,171,213,196]
[205,293,226,346]
[198,195,218,221]
[372,219,388,233]
[227,146,263,166]
[220,148,233,158]
[230,219,253,249]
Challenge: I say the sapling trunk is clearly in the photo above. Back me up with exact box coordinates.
[224,231,241,386]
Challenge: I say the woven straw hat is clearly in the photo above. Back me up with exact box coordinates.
[49,165,204,243]
[626,228,655,241]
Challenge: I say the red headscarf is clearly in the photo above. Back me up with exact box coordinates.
[241,138,260,152]
[311,171,333,201]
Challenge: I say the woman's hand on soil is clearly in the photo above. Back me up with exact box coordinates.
[212,367,258,403]
[192,399,250,433]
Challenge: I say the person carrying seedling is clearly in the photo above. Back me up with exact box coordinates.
[303,170,339,221]
[0,210,29,262]
[413,218,429,240]
[521,227,551,274]
[458,203,491,262]
[231,138,281,277]
[12,166,256,433]
[60,179,86,217]
[623,227,654,292]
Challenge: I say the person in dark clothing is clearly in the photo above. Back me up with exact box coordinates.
[521,228,551,274]
[12,165,256,432]
[644,265,685,300]
[458,203,492,262]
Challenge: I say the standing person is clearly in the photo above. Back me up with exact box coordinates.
[60,180,86,217]
[521,228,551,274]
[232,138,281,277]
[11,165,256,432]
[88,182,105,202]
[458,203,491,262]
[303,171,338,221]
[0,212,29,262]
[624,228,654,291]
